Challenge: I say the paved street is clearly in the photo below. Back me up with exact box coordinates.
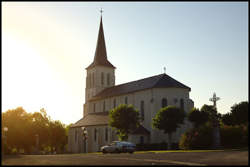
[2,150,248,166]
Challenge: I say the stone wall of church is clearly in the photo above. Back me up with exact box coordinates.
[82,87,194,152]
[150,88,194,144]
[85,66,115,103]
[68,127,85,153]
[86,126,118,152]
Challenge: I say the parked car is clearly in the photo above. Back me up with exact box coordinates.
[100,141,136,154]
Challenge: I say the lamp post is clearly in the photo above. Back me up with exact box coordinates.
[81,127,88,153]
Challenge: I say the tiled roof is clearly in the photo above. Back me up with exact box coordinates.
[89,73,191,101]
[131,125,150,135]
[86,16,115,70]
[71,112,109,128]
[70,112,151,135]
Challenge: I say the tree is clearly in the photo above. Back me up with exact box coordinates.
[200,105,218,123]
[48,120,67,153]
[109,104,140,141]
[2,107,68,154]
[201,104,221,149]
[222,101,248,126]
[188,107,209,128]
[221,113,234,126]
[31,109,51,151]
[152,106,186,150]
[230,101,248,125]
[2,107,34,153]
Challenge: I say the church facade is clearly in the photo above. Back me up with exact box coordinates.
[68,16,194,153]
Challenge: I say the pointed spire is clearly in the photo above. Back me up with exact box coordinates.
[94,16,107,62]
[86,14,115,70]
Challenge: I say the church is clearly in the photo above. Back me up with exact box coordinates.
[68,15,194,153]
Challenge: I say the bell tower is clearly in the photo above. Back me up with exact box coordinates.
[85,14,116,102]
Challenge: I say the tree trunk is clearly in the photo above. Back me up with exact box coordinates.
[168,133,172,150]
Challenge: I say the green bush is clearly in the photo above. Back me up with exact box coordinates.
[220,125,248,148]
[179,124,248,150]
[179,124,213,150]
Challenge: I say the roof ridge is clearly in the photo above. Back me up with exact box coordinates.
[107,73,164,89]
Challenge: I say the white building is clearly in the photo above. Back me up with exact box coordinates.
[68,16,194,153]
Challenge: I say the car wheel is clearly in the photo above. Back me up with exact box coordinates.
[115,149,120,153]
[102,150,107,154]
[129,151,134,154]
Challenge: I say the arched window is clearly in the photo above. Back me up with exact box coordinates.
[103,101,105,112]
[92,73,94,86]
[94,128,97,142]
[141,101,144,121]
[180,98,184,110]
[93,103,96,113]
[107,73,110,86]
[113,99,116,108]
[101,72,104,85]
[125,97,128,105]
[162,98,168,108]
[105,128,108,142]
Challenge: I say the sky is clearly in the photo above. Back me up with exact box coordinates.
[2,2,248,125]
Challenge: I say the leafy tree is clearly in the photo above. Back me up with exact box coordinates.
[221,113,234,126]
[222,101,248,126]
[188,107,209,128]
[230,101,248,125]
[48,120,67,153]
[152,106,186,150]
[200,104,218,123]
[109,104,140,141]
[2,107,33,153]
[2,107,68,154]
[31,108,51,151]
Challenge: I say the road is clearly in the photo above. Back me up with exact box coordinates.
[2,150,248,166]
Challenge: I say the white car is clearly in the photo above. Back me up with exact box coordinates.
[100,141,136,154]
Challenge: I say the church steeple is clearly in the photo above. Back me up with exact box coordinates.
[85,13,116,103]
[86,15,115,69]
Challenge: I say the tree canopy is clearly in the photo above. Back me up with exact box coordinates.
[109,104,140,141]
[188,107,209,128]
[2,107,68,154]
[222,101,248,126]
[152,106,186,149]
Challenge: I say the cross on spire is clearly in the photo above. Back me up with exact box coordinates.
[100,8,104,16]
[209,92,220,109]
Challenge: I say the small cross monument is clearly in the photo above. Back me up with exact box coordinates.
[209,92,220,109]
[209,92,221,149]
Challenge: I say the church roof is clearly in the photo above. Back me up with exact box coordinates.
[70,112,109,128]
[131,125,150,135]
[86,16,115,70]
[89,73,191,101]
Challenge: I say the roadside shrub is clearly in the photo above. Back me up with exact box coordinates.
[220,124,248,148]
[179,124,213,150]
[179,123,248,150]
